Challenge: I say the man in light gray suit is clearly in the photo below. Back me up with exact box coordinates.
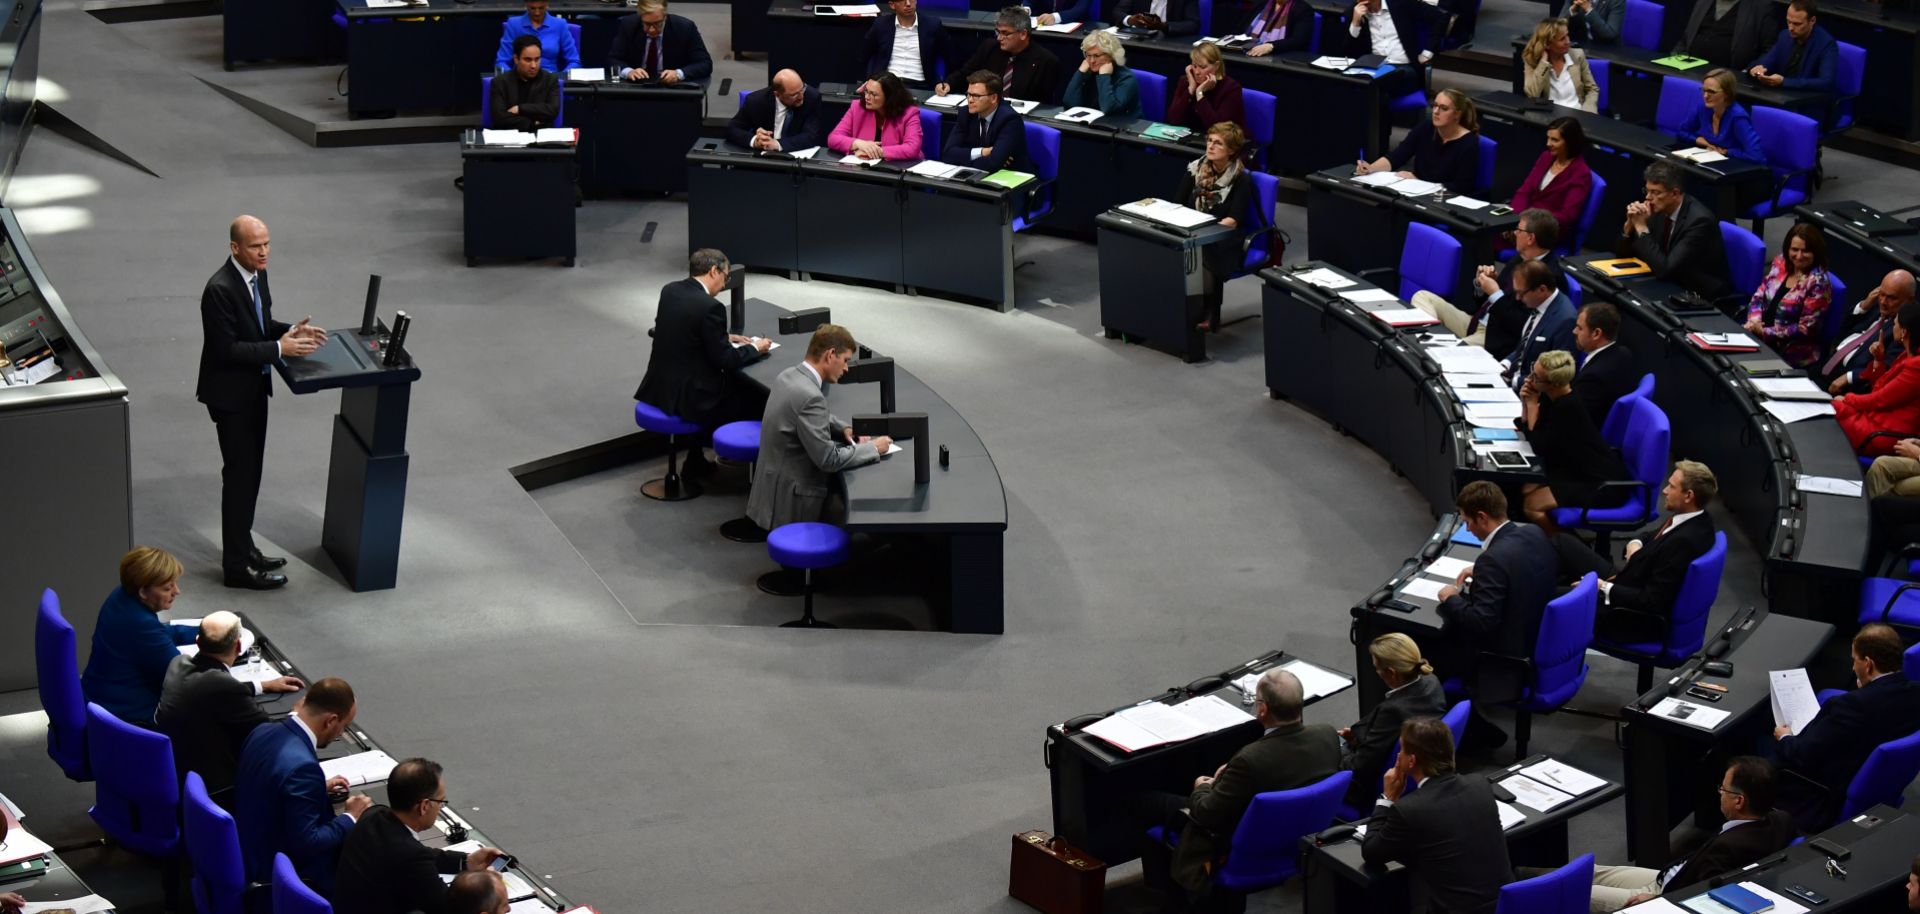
[746,324,893,530]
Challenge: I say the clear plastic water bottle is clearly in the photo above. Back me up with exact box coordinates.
[1241,679,1256,706]
[245,645,265,679]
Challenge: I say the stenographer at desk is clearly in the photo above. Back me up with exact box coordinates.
[492,37,560,131]
[608,0,713,84]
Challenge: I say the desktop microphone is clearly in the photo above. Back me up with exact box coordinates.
[437,809,468,844]
[1314,815,1377,845]
[1184,676,1226,696]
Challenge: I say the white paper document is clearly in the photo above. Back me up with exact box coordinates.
[1465,401,1525,420]
[879,441,906,456]
[1422,555,1474,580]
[1369,308,1440,327]
[1082,702,1209,752]
[1033,20,1083,31]
[1769,668,1820,735]
[1445,195,1490,210]
[1387,178,1445,197]
[1311,55,1356,69]
[506,900,552,914]
[1056,106,1105,123]
[1760,399,1836,424]
[1672,146,1729,164]
[786,146,821,159]
[1519,758,1608,795]
[1294,267,1356,289]
[732,338,781,351]
[1749,376,1828,400]
[1649,697,1730,730]
[923,93,966,108]
[1117,197,1218,229]
[229,659,289,684]
[1351,171,1403,187]
[320,750,398,786]
[815,3,881,12]
[1399,577,1449,601]
[1621,899,1691,914]
[1452,384,1519,404]
[907,159,965,178]
[443,868,539,901]
[1428,346,1505,372]
[480,129,536,146]
[1796,474,1862,497]
[534,128,575,145]
[1693,331,1759,348]
[1338,287,1400,304]
[20,896,115,914]
[837,153,880,165]
[1500,774,1575,811]
[1277,659,1353,701]
[1174,694,1257,731]
[0,825,54,866]
[1006,98,1040,113]
[567,68,606,81]
[1495,800,1526,830]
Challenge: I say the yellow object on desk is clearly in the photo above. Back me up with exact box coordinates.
[1590,257,1653,277]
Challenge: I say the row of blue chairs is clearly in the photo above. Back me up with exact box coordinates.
[35,589,336,913]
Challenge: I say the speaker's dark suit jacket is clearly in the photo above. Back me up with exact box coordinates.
[1596,512,1717,644]
[156,652,270,798]
[197,259,287,414]
[862,13,949,83]
[941,103,1029,171]
[1362,773,1512,914]
[1572,342,1638,430]
[1438,521,1556,661]
[634,278,760,427]
[1341,673,1448,807]
[331,806,469,914]
[725,85,827,152]
[235,717,356,894]
[1775,670,1920,829]
[1663,810,1799,895]
[1620,195,1731,301]
[1173,722,1342,890]
[608,13,713,82]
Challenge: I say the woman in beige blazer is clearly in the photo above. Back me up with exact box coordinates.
[1522,18,1599,113]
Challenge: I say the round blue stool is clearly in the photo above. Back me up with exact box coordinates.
[712,421,766,542]
[763,522,849,628]
[634,401,705,502]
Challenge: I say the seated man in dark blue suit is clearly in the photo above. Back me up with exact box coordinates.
[863,0,947,89]
[609,0,712,84]
[1747,0,1838,94]
[941,72,1029,172]
[234,677,371,896]
[1772,623,1920,830]
[1504,259,1578,392]
[726,69,826,153]
[1435,482,1557,748]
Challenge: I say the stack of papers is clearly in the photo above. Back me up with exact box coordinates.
[837,153,880,165]
[1055,106,1105,123]
[1428,345,1505,373]
[319,750,398,786]
[1293,267,1355,289]
[1339,287,1399,304]
[1276,659,1353,701]
[534,128,576,145]
[1422,556,1475,580]
[1033,20,1083,31]
[1082,695,1255,752]
[1687,331,1760,352]
[567,68,606,81]
[1464,401,1525,426]
[1117,197,1219,229]
[907,159,966,178]
[1370,308,1441,327]
[1749,376,1827,401]
[923,93,966,109]
[1311,56,1356,70]
[1648,697,1731,730]
[1446,195,1490,210]
[1769,668,1820,735]
[1006,98,1040,113]
[1672,147,1729,164]
[1796,474,1861,496]
[1497,774,1575,811]
[480,129,536,146]
[1386,178,1445,197]
[1352,171,1404,187]
[1518,758,1608,795]
[1760,399,1835,424]
[0,824,53,866]
[1399,578,1449,601]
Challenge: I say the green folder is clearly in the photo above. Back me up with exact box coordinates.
[1140,122,1193,141]
[980,169,1036,189]
[1651,54,1710,70]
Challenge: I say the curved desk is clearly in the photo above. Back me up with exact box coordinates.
[1563,254,1867,624]
[734,300,1010,633]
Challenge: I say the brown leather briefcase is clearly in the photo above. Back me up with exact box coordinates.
[1008,830,1105,914]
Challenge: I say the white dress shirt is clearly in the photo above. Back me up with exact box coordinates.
[890,16,925,82]
[1546,64,1578,108]
[230,256,281,357]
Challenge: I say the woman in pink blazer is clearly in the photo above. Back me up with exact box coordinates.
[828,71,924,162]
[1509,116,1594,245]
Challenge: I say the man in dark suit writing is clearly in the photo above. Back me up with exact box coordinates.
[745,325,891,530]
[1772,623,1920,830]
[1556,461,1719,644]
[1570,301,1637,429]
[726,69,826,153]
[1436,482,1557,747]
[332,758,507,914]
[609,0,712,84]
[233,677,371,895]
[156,611,303,800]
[941,72,1028,172]
[1362,717,1513,914]
[636,249,770,473]
[1618,161,1732,302]
[197,215,325,590]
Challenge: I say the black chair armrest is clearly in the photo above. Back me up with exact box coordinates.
[1472,651,1532,705]
[1775,764,1832,802]
[1859,430,1919,453]
[1356,267,1398,287]
[1018,176,1056,224]
[1567,478,1649,524]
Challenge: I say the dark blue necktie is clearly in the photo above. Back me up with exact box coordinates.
[252,276,270,374]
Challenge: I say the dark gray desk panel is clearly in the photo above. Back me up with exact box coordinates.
[687,145,804,273]
[1794,202,1920,297]
[900,176,1017,309]
[461,145,578,263]
[1666,805,1920,911]
[1095,212,1233,362]
[565,81,705,195]
[797,163,908,286]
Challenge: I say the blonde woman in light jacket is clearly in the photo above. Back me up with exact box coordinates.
[1522,18,1599,113]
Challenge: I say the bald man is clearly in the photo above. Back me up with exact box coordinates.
[446,871,510,914]
[1825,269,1917,395]
[724,69,825,153]
[196,216,326,590]
[157,611,303,797]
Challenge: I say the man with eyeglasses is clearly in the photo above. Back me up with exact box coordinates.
[332,758,507,914]
[1561,756,1796,911]
[609,0,712,84]
[1617,160,1731,302]
[936,7,1063,103]
[941,71,1029,171]
[726,69,826,153]
[1409,208,1561,354]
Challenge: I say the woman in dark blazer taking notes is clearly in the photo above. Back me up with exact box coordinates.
[1356,88,1482,194]
[1175,122,1253,332]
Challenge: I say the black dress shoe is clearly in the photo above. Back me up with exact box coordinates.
[248,549,287,571]
[225,568,288,590]
[682,453,718,479]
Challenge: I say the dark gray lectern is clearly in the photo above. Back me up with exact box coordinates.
[278,329,421,592]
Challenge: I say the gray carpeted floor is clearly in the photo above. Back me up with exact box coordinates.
[4,1,1919,912]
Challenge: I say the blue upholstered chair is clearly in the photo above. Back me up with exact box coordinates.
[765,522,850,628]
[1497,854,1595,914]
[1838,730,1920,821]
[1820,273,1851,350]
[1826,42,1865,138]
[1512,573,1598,758]
[1593,531,1728,693]
[634,401,704,502]
[919,107,942,162]
[1551,396,1668,553]
[1654,74,1700,136]
[1475,134,1496,196]
[1336,699,1472,821]
[1855,573,1920,635]
[1135,69,1169,122]
[1720,221,1767,302]
[479,75,567,129]
[36,588,90,782]
[1374,222,1462,301]
[1015,121,1062,233]
[1600,373,1654,448]
[1307,11,1322,55]
[1197,0,1213,33]
[713,420,766,543]
[1565,274,1583,307]
[184,771,259,914]
[272,853,332,914]
[86,701,181,859]
[1150,770,1352,905]
[1242,88,1277,170]
[1560,171,1607,256]
[1621,0,1662,50]
[1745,106,1819,234]
[1236,172,1284,277]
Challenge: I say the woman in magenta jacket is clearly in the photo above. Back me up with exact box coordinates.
[1509,116,1593,244]
[1838,302,1920,457]
[828,71,924,162]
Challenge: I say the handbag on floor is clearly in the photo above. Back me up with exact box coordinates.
[1008,829,1105,914]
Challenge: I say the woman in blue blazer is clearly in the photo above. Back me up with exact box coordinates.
[81,546,197,724]
[1674,68,1766,163]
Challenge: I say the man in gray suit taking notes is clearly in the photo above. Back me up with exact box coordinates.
[746,324,892,531]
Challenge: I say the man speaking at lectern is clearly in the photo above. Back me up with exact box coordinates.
[196,216,326,590]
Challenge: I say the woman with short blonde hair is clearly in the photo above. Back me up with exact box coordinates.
[83,546,199,724]
[1062,31,1141,117]
[1338,632,1447,808]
